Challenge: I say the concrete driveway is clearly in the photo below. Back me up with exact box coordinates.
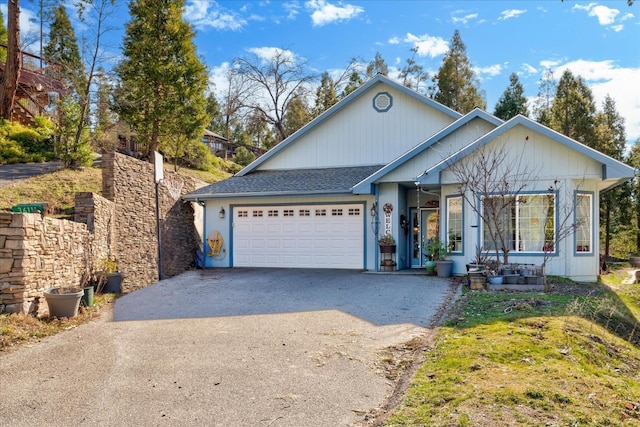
[1,269,459,427]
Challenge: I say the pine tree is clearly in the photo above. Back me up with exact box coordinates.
[399,46,428,93]
[205,92,225,135]
[340,69,363,99]
[0,0,21,120]
[365,52,388,79]
[431,30,485,114]
[533,69,556,126]
[0,9,7,63]
[43,5,85,96]
[113,0,209,158]
[629,140,640,252]
[283,90,312,137]
[550,70,596,146]
[594,95,628,258]
[313,72,338,117]
[493,72,529,120]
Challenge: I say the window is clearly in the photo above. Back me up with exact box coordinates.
[348,208,361,216]
[315,209,327,216]
[447,197,463,253]
[575,193,592,253]
[238,210,248,218]
[299,209,310,217]
[482,193,555,253]
[252,210,263,217]
[283,209,294,217]
[268,210,278,217]
[331,209,343,216]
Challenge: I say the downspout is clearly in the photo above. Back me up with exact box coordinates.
[195,198,206,268]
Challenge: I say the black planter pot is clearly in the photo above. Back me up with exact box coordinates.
[103,272,122,293]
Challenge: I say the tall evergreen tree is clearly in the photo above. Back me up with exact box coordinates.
[431,30,485,114]
[0,9,8,63]
[399,46,428,93]
[43,5,85,96]
[205,92,225,135]
[113,0,209,158]
[313,72,338,117]
[493,72,529,120]
[594,96,628,258]
[533,69,556,127]
[365,52,388,79]
[283,90,312,137]
[0,0,21,120]
[629,140,640,252]
[340,69,363,99]
[550,70,596,146]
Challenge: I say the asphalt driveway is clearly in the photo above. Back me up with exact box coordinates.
[1,269,459,427]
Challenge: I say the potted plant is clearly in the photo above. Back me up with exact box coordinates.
[378,233,396,253]
[466,245,488,273]
[97,257,122,293]
[44,286,84,318]
[426,238,453,278]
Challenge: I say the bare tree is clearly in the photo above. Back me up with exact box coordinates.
[0,0,21,120]
[233,49,315,142]
[447,137,581,290]
[73,0,118,155]
[448,140,537,266]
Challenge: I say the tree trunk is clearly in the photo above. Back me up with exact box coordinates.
[0,0,21,121]
[604,201,611,258]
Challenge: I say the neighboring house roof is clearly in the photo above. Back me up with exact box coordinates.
[203,129,227,140]
[236,74,462,177]
[417,114,637,191]
[183,165,385,200]
[352,108,503,194]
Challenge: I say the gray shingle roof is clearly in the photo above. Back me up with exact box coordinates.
[184,165,384,200]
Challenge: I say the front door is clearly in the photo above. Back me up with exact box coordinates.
[410,208,439,267]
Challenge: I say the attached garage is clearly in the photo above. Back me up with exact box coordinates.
[233,204,365,269]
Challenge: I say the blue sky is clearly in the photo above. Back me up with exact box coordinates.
[6,1,640,146]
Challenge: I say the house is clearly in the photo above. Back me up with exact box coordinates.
[0,50,66,126]
[202,129,267,159]
[183,75,637,281]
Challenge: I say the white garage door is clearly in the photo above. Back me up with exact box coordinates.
[233,204,364,269]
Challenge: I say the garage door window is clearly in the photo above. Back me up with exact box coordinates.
[316,209,327,216]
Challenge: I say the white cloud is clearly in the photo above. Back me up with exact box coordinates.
[248,47,296,63]
[540,59,562,70]
[555,60,640,142]
[305,0,364,27]
[522,63,538,74]
[388,36,400,45]
[473,64,503,79]
[573,3,624,29]
[184,1,247,31]
[283,2,301,20]
[1,4,40,51]
[451,12,479,25]
[404,33,449,58]
[499,9,526,21]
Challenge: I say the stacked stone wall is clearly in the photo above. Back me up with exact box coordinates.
[102,152,205,293]
[1,151,205,314]
[0,213,91,316]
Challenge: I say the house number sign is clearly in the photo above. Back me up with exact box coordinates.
[383,203,393,236]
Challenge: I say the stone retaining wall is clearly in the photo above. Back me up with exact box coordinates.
[1,152,207,315]
[0,213,92,316]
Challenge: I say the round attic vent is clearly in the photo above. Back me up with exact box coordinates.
[373,92,393,112]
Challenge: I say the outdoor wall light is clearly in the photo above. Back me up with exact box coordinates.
[219,207,225,219]
[370,202,377,217]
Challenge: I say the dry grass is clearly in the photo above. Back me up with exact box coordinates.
[0,293,115,352]
[0,167,102,217]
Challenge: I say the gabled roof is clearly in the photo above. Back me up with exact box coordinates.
[237,74,462,177]
[417,114,637,190]
[183,165,385,200]
[352,108,502,194]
